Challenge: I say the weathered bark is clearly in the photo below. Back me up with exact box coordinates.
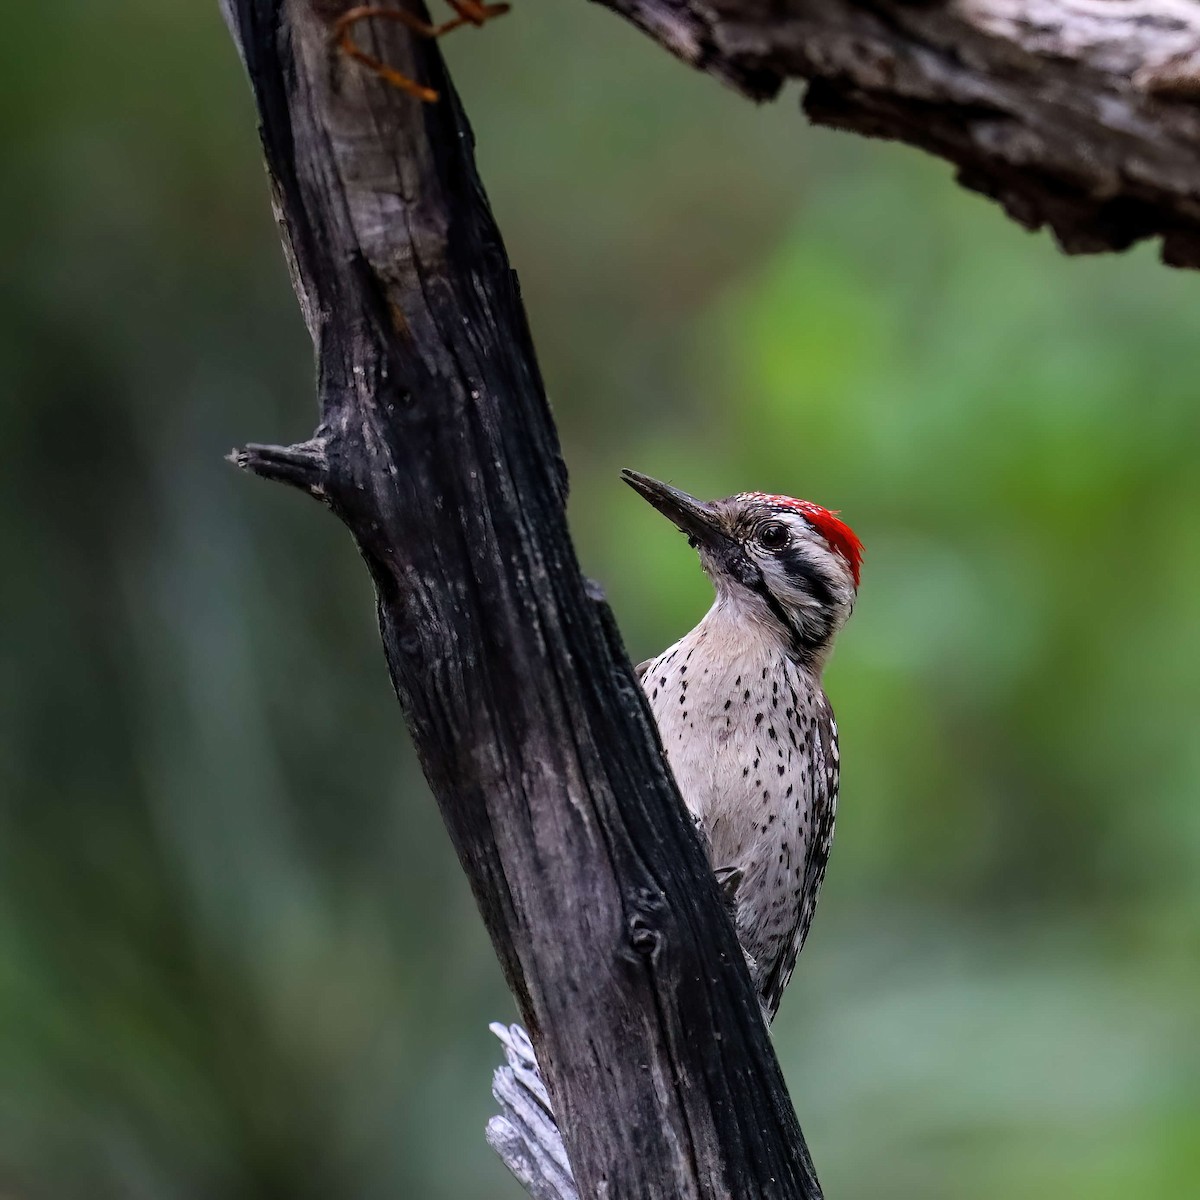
[595,0,1200,267]
[220,2,821,1196]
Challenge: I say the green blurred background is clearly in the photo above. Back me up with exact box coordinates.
[3,3,1199,1197]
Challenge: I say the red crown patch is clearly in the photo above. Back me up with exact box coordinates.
[741,492,864,588]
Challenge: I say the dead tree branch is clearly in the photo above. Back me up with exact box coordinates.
[220,1,822,1196]
[596,0,1200,266]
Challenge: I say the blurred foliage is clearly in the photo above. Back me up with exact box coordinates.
[1,2,1198,1198]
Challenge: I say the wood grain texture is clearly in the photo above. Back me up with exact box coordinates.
[595,0,1200,266]
[220,2,822,1196]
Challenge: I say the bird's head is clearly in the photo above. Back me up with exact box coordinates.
[622,469,862,668]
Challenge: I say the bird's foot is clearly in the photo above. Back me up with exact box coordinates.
[713,864,744,917]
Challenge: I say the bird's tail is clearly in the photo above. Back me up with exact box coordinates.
[486,1022,579,1200]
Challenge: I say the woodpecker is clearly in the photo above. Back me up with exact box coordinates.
[486,474,862,1188]
[623,470,863,1020]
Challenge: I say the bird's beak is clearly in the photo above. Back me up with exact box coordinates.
[621,470,728,551]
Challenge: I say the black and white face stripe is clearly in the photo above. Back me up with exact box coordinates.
[746,571,819,654]
[618,471,858,669]
[775,541,839,614]
[714,537,837,659]
[745,553,835,654]
[716,504,856,663]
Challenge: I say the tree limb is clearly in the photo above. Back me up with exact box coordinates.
[596,0,1200,266]
[220,1,822,1195]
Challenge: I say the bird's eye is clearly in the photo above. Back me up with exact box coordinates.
[759,523,789,550]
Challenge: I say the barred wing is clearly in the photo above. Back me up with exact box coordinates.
[757,695,839,1022]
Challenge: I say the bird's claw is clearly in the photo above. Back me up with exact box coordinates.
[713,864,745,912]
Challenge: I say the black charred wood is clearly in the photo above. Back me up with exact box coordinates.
[220,2,822,1196]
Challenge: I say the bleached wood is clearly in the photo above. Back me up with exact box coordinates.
[597,0,1200,264]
